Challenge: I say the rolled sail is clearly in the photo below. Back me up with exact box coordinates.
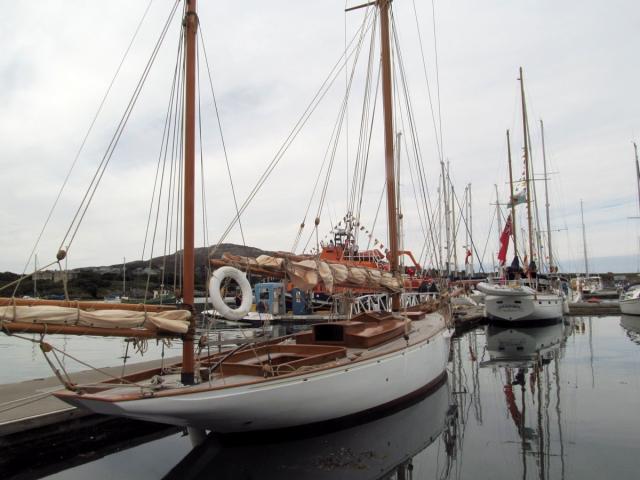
[0,305,191,333]
[216,253,403,294]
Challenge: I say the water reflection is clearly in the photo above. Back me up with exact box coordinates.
[620,314,640,345]
[165,382,451,479]
[15,317,640,480]
[481,322,567,480]
[482,322,565,368]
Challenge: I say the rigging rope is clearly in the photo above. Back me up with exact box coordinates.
[199,26,247,248]
[7,333,149,391]
[390,10,441,272]
[449,182,486,274]
[58,1,181,258]
[348,20,381,241]
[209,8,376,259]
[196,35,212,309]
[142,28,185,302]
[161,47,184,293]
[294,10,375,253]
[11,0,156,298]
[409,0,443,163]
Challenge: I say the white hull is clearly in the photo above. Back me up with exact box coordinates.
[480,288,564,323]
[484,294,564,322]
[170,382,450,479]
[66,327,451,433]
[620,298,640,315]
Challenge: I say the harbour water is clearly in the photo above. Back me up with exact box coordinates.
[3,315,640,479]
[0,334,182,384]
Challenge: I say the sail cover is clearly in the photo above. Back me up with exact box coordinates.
[220,254,403,294]
[0,306,191,333]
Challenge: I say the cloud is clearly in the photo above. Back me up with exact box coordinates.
[1,0,639,275]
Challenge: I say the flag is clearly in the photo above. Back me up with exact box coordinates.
[511,185,527,205]
[497,214,512,266]
[511,161,527,205]
[465,248,472,265]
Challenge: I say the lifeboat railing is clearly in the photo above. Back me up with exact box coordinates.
[351,292,438,315]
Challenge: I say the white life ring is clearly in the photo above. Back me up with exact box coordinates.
[209,266,253,320]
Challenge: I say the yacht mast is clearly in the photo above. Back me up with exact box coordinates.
[379,0,400,311]
[541,120,553,272]
[633,142,640,272]
[34,254,38,298]
[518,67,534,264]
[396,132,403,261]
[506,129,518,259]
[494,184,502,245]
[441,161,450,276]
[467,185,472,275]
[451,183,458,276]
[468,183,473,275]
[580,199,589,276]
[634,142,640,215]
[182,0,197,385]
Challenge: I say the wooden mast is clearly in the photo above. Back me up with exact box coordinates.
[506,129,518,260]
[182,0,197,385]
[378,0,400,311]
[518,67,534,266]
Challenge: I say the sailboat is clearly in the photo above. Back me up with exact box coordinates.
[477,68,565,324]
[619,142,640,314]
[0,1,450,434]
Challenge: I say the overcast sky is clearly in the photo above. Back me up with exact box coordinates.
[1,0,639,275]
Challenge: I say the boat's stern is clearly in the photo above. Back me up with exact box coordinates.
[484,294,535,321]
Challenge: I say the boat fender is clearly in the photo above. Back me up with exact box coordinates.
[209,267,252,321]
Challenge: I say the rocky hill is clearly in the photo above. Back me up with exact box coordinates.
[1,243,273,300]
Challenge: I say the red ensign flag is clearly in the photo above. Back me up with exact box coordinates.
[497,214,512,266]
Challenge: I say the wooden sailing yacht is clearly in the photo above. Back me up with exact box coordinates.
[477,68,564,324]
[0,0,450,433]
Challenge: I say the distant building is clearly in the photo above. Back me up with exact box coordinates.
[33,270,77,283]
[33,271,53,281]
[133,267,161,276]
[93,266,121,274]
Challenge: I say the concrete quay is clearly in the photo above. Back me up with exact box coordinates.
[567,301,620,316]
